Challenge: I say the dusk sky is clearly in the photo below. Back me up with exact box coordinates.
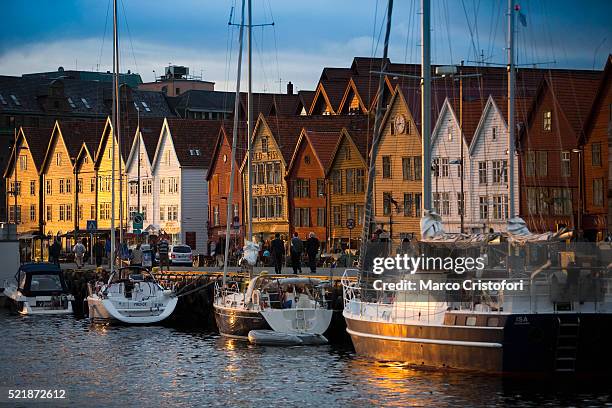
[1,0,610,93]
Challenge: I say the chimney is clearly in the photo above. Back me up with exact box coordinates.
[286,81,294,95]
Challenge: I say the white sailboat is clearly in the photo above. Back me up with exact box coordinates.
[86,0,176,325]
[212,0,333,344]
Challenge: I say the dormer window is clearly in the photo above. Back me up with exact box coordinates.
[81,98,91,109]
[67,97,76,108]
[189,148,201,156]
[543,111,552,131]
[141,101,151,112]
[0,94,7,105]
[56,152,62,166]
[10,94,21,106]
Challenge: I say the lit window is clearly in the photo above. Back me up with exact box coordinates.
[543,111,552,131]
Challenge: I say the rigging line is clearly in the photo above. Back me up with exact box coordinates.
[460,0,480,64]
[472,0,482,63]
[119,0,139,73]
[442,0,454,64]
[370,0,380,58]
[266,0,281,95]
[97,0,112,71]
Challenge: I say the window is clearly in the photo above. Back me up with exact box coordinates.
[267,197,274,218]
[275,196,283,218]
[317,208,326,227]
[356,169,365,193]
[164,150,171,166]
[0,93,6,105]
[402,157,412,180]
[294,208,310,227]
[59,204,65,221]
[10,181,21,196]
[160,178,165,194]
[344,145,351,160]
[266,163,274,184]
[553,188,572,215]
[478,162,487,185]
[492,195,508,220]
[592,143,602,167]
[383,192,393,216]
[537,188,549,215]
[261,137,268,153]
[141,205,148,221]
[78,204,83,220]
[67,97,76,108]
[10,94,21,106]
[345,169,355,194]
[46,205,52,221]
[593,178,604,207]
[537,151,548,176]
[256,163,265,184]
[543,111,552,131]
[66,179,72,193]
[332,206,341,226]
[441,192,450,215]
[432,158,440,178]
[141,101,151,112]
[527,188,538,215]
[345,204,355,223]
[130,183,138,196]
[492,160,507,184]
[233,204,239,218]
[356,205,364,224]
[414,193,422,217]
[294,178,310,198]
[143,179,152,195]
[90,204,96,219]
[403,193,413,216]
[414,157,422,180]
[30,204,36,221]
[77,178,83,193]
[331,170,342,194]
[81,98,91,109]
[317,179,325,197]
[30,180,36,195]
[479,196,488,220]
[59,179,65,194]
[9,206,21,223]
[492,127,497,140]
[440,158,449,177]
[273,162,281,184]
[167,206,178,221]
[457,192,464,216]
[19,155,27,170]
[90,178,96,192]
[561,151,571,177]
[382,156,391,178]
[168,177,179,193]
[526,150,535,176]
[160,206,166,221]
[56,152,62,166]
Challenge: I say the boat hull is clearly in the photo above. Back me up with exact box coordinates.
[2,288,73,315]
[213,304,270,338]
[87,296,178,325]
[345,313,612,373]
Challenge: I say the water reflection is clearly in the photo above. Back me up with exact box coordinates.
[0,309,610,407]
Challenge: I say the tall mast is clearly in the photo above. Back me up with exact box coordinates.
[110,0,118,274]
[137,108,141,215]
[421,0,432,214]
[223,0,246,286]
[246,0,253,242]
[507,0,516,219]
[358,0,394,269]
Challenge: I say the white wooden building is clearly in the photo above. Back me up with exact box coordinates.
[431,95,519,233]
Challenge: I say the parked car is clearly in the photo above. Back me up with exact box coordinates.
[170,244,193,266]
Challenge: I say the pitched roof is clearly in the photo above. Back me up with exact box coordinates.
[165,119,222,168]
[206,121,248,181]
[137,118,165,163]
[583,54,612,142]
[57,121,106,161]
[287,130,343,175]
[297,90,316,113]
[3,127,53,177]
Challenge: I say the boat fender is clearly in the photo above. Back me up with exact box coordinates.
[252,289,261,306]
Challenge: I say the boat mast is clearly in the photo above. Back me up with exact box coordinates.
[421,0,432,215]
[223,0,246,286]
[110,0,119,274]
[358,0,394,269]
[507,0,516,219]
[246,0,254,243]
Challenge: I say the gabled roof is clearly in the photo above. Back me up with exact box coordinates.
[94,117,139,167]
[125,118,165,170]
[297,90,316,114]
[3,127,53,178]
[583,54,612,144]
[286,129,342,176]
[160,119,222,168]
[521,70,601,143]
[206,121,248,181]
[325,127,370,176]
[41,121,105,174]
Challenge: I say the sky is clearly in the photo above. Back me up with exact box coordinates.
[1,0,610,93]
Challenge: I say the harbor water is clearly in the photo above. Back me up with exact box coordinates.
[1,309,611,407]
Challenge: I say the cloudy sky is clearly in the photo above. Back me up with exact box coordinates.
[1,0,610,92]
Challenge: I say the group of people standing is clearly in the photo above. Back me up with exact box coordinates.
[268,232,320,274]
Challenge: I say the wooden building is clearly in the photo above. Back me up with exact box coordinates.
[207,122,247,251]
[3,127,52,234]
[373,85,423,242]
[326,127,369,251]
[582,56,612,239]
[518,71,601,233]
[285,129,342,247]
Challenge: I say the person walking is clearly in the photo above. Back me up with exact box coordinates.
[158,237,170,272]
[50,239,61,266]
[290,232,303,274]
[271,233,284,274]
[305,232,320,274]
[73,239,86,268]
[93,239,105,267]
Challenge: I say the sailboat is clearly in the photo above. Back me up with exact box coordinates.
[212,0,333,343]
[342,0,612,373]
[86,0,177,325]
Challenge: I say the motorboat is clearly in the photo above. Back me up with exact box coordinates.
[2,262,74,315]
[214,275,333,340]
[87,266,177,324]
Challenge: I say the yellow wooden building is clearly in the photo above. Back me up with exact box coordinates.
[3,127,52,235]
[374,85,423,243]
